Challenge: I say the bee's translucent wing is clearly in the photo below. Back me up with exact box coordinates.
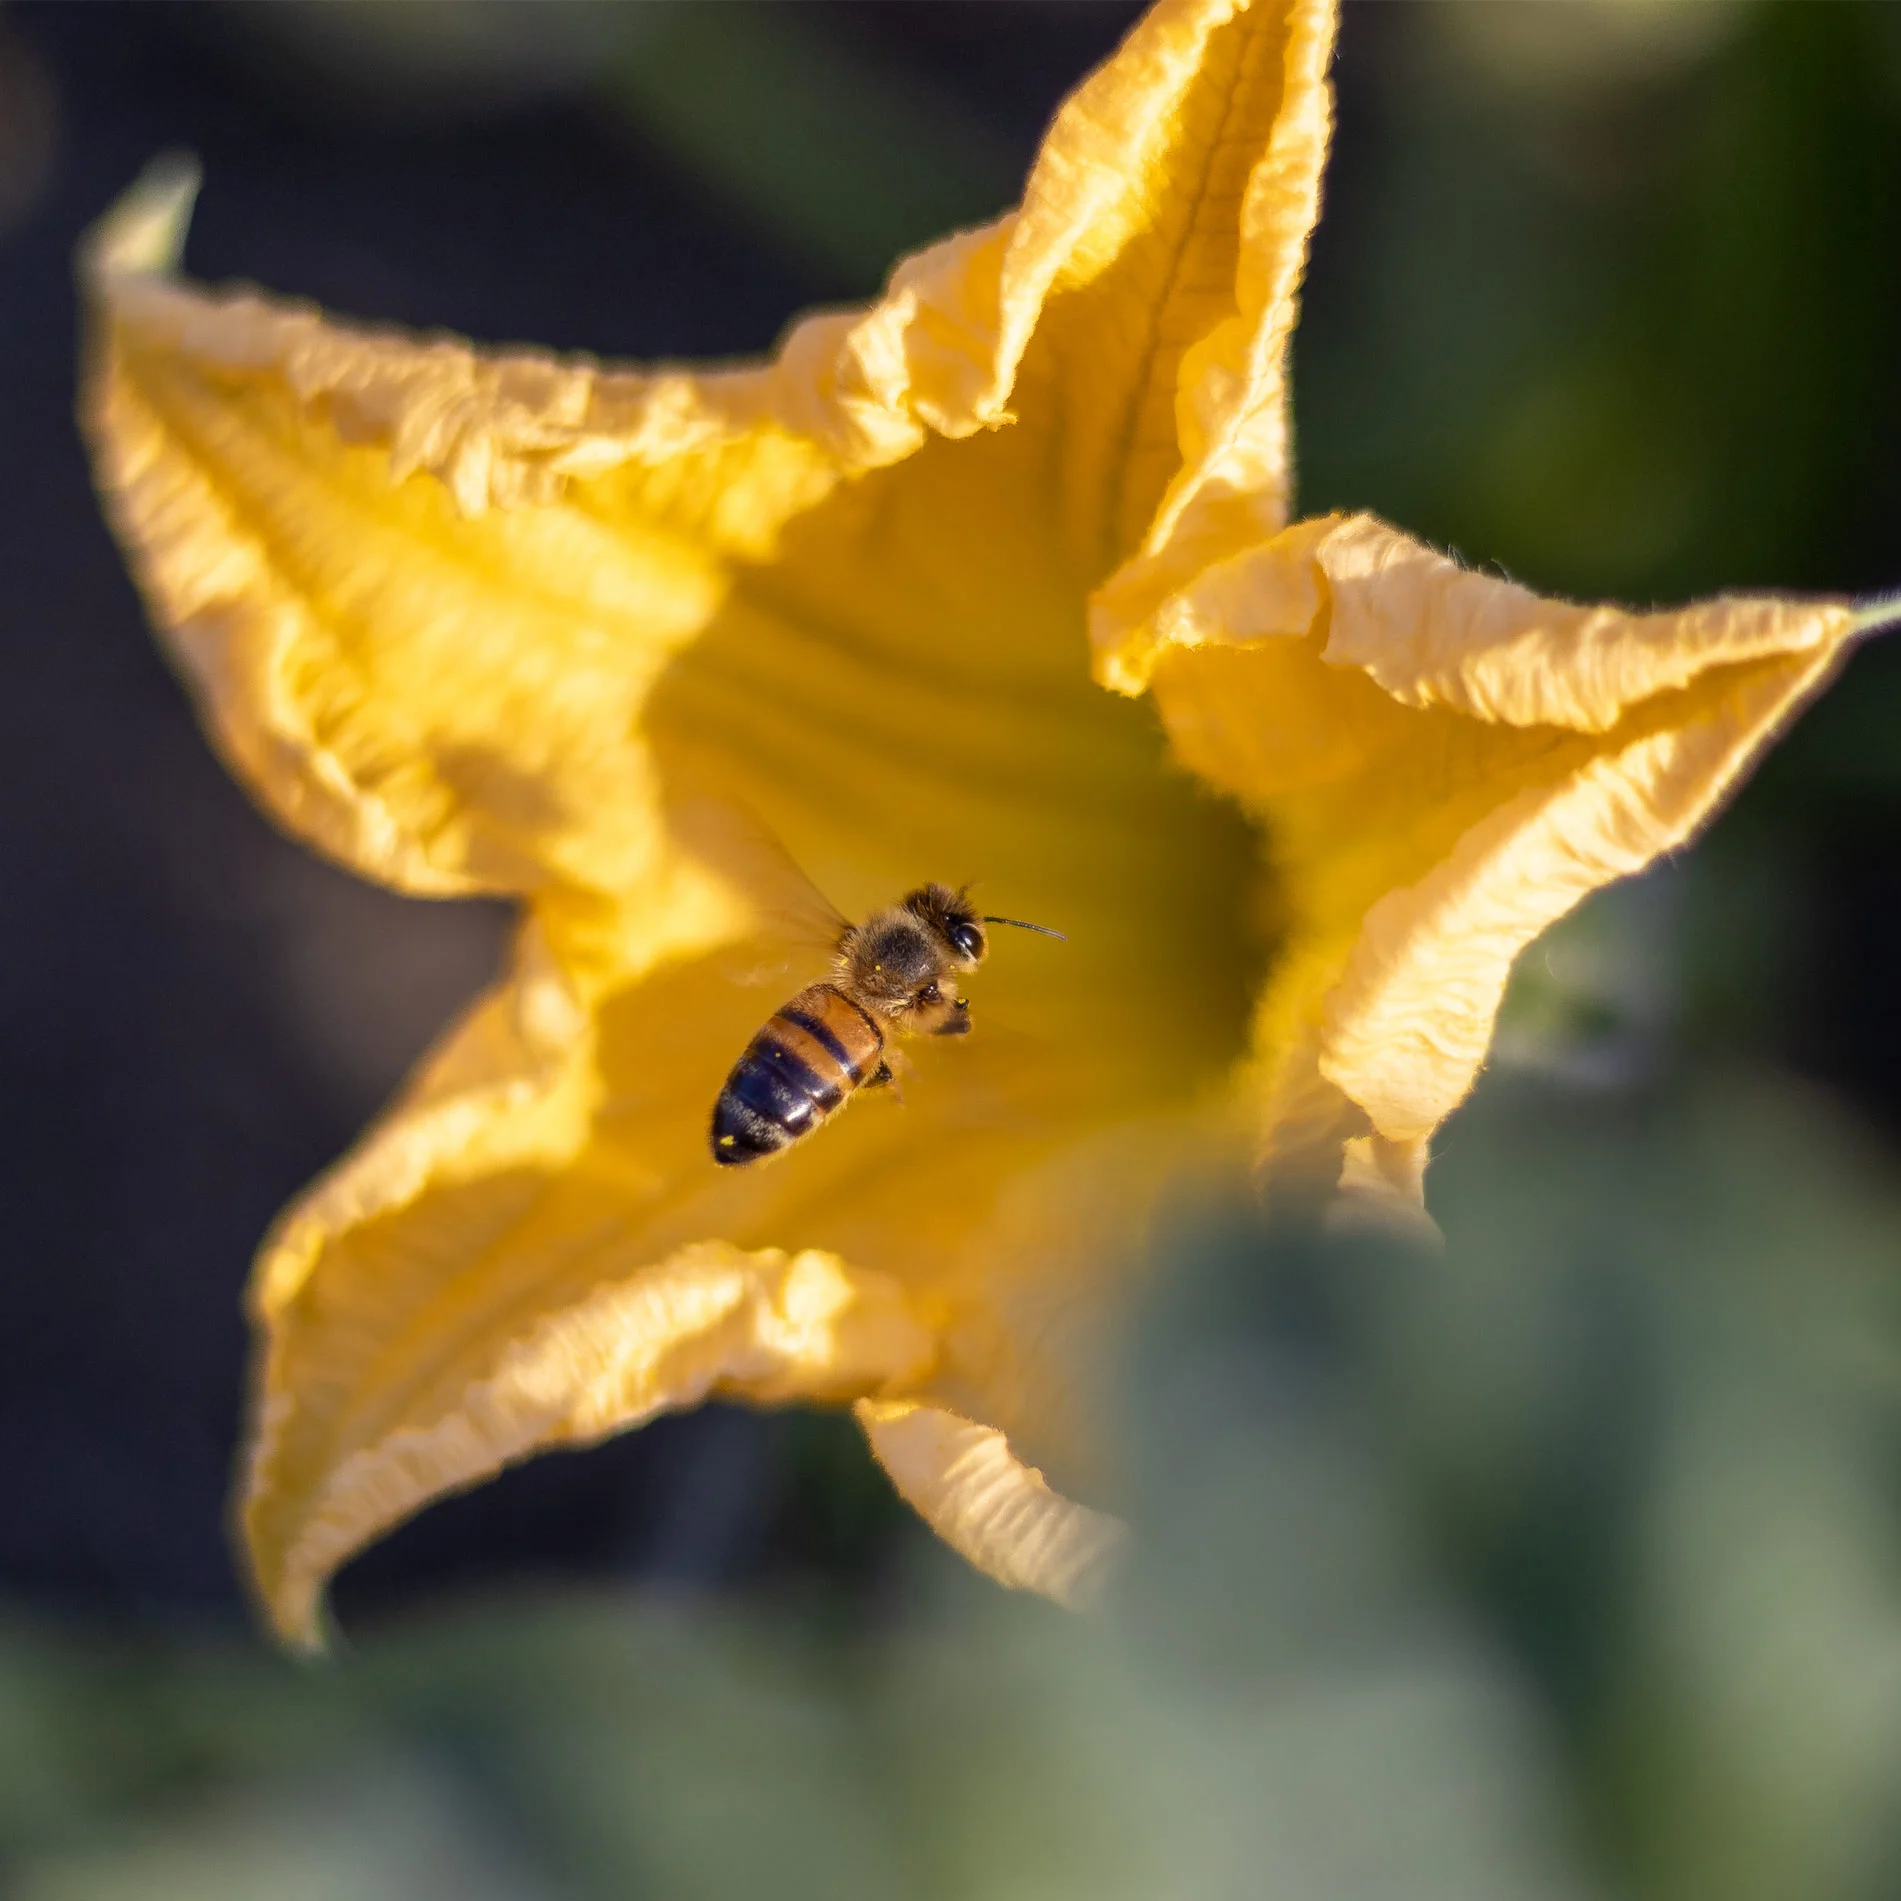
[666,793,851,987]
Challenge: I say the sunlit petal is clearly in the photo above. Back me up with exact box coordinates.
[1003,0,1336,582]
[1114,514,1857,1175]
[244,918,939,1648]
[856,1399,1128,1610]
[79,169,1007,900]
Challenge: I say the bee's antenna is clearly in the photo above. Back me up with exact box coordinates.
[981,915,1067,942]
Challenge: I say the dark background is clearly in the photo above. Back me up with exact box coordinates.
[3,8,1901,1895]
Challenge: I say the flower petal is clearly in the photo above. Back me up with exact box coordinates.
[77,164,1029,900]
[1105,513,1858,1178]
[81,0,1337,906]
[83,177,738,898]
[1002,0,1337,582]
[242,918,943,1648]
[855,1400,1128,1610]
[1100,510,1848,716]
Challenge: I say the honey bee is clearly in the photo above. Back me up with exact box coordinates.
[710,882,1064,1167]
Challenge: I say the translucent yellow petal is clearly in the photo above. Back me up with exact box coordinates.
[80,0,1335,906]
[242,920,949,1649]
[1101,510,1848,715]
[1004,0,1337,583]
[77,165,1029,900]
[1115,513,1858,1173]
[855,1400,1128,1610]
[1311,658,1844,1142]
[256,1232,932,1650]
[82,160,1027,513]
[84,202,740,896]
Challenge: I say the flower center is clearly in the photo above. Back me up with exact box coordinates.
[619,426,1273,1286]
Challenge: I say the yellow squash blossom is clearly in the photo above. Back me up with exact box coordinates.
[81,0,1870,1649]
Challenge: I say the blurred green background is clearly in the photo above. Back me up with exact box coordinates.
[3,1,1901,1895]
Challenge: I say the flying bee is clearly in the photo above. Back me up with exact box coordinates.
[710,882,1064,1167]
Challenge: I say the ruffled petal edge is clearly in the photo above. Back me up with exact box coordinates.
[254,1240,934,1651]
[856,1398,1129,1611]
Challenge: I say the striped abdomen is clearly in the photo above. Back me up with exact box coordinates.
[711,983,885,1166]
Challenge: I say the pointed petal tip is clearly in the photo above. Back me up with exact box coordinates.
[241,1532,330,1658]
[276,1606,332,1660]
[82,152,202,283]
[1852,591,1901,639]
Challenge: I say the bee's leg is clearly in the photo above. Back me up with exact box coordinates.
[864,1049,909,1105]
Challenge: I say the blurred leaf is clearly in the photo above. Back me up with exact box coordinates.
[13,1757,555,1901]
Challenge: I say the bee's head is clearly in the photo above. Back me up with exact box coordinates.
[902,884,986,968]
[835,887,974,1036]
[842,885,1060,1037]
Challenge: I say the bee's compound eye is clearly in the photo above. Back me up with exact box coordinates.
[949,922,983,959]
